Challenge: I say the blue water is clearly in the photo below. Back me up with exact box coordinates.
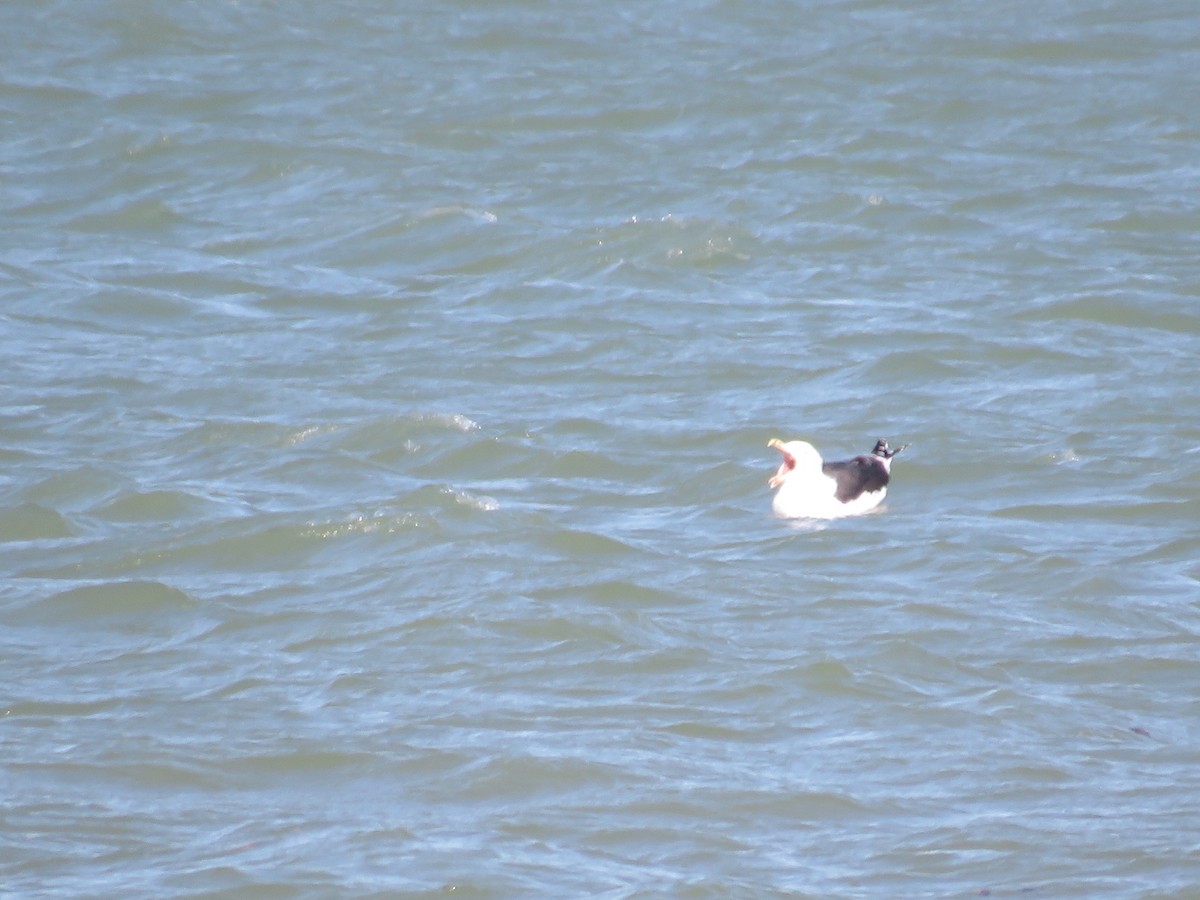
[4,1,1200,896]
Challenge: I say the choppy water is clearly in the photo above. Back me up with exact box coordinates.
[4,1,1200,897]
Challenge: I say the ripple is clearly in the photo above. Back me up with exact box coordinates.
[11,580,195,629]
[0,502,74,541]
[94,488,213,522]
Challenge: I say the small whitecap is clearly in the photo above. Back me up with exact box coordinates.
[285,424,335,447]
[425,413,479,432]
[443,488,499,512]
[450,414,480,431]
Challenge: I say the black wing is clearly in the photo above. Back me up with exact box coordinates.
[822,455,890,503]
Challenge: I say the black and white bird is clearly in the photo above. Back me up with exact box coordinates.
[767,437,909,519]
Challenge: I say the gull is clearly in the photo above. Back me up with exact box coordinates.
[767,437,908,519]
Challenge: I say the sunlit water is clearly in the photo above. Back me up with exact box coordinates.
[4,2,1200,896]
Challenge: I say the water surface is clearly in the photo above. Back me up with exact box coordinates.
[3,1,1200,896]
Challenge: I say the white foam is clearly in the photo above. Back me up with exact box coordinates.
[444,488,499,512]
[419,413,480,432]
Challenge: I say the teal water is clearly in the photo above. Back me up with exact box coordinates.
[4,2,1200,896]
